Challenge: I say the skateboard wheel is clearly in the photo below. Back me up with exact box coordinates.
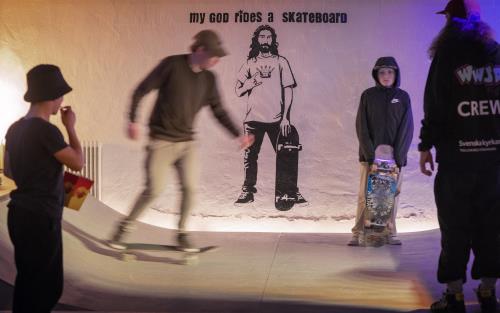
[120,253,137,262]
[277,144,283,151]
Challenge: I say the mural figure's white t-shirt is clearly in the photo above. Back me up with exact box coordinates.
[237,54,296,123]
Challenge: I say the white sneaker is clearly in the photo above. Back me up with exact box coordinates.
[347,235,360,246]
[387,236,402,245]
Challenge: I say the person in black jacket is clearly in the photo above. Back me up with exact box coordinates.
[419,1,499,312]
[349,56,414,246]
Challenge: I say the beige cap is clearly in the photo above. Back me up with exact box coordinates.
[193,30,228,57]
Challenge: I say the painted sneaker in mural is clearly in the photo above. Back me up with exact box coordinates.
[234,187,256,206]
[430,292,466,313]
[295,192,309,206]
[475,287,498,313]
[176,232,200,253]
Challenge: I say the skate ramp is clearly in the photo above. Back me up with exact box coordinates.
[0,196,481,312]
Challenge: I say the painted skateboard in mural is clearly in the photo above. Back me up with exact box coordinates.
[361,146,399,247]
[275,125,302,211]
[119,243,218,265]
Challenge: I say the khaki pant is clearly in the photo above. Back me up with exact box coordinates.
[121,139,199,232]
[351,162,403,236]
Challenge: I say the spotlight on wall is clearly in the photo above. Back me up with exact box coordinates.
[0,48,28,146]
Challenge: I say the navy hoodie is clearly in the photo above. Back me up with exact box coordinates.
[356,57,414,167]
[418,19,500,168]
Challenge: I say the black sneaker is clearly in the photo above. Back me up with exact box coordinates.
[476,287,498,313]
[235,191,254,205]
[431,292,466,313]
[295,192,309,206]
[176,232,200,253]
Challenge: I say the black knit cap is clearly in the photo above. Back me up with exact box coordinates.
[24,64,72,103]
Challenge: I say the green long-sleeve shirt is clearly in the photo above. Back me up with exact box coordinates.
[129,54,241,141]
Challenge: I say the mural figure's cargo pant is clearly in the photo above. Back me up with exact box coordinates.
[434,166,500,283]
[351,162,403,236]
[120,139,198,233]
[242,121,280,191]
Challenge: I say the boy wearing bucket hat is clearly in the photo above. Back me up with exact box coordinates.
[109,30,254,251]
[419,0,500,312]
[3,64,83,312]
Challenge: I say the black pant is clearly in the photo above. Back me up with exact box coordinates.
[434,166,500,283]
[7,204,63,313]
[242,121,281,190]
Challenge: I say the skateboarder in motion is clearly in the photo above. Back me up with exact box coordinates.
[420,1,499,312]
[349,56,413,246]
[109,30,253,252]
[234,24,307,207]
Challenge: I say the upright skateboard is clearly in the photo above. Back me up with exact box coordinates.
[362,145,399,247]
[275,125,302,211]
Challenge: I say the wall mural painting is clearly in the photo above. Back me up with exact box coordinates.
[234,25,308,211]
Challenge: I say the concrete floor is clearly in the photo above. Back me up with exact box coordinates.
[0,197,493,313]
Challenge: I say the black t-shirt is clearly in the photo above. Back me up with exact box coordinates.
[5,118,68,220]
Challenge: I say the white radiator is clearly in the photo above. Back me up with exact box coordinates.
[66,141,102,200]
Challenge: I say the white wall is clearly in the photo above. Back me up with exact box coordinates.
[1,0,499,232]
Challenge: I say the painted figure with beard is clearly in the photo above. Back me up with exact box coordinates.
[234,25,308,206]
